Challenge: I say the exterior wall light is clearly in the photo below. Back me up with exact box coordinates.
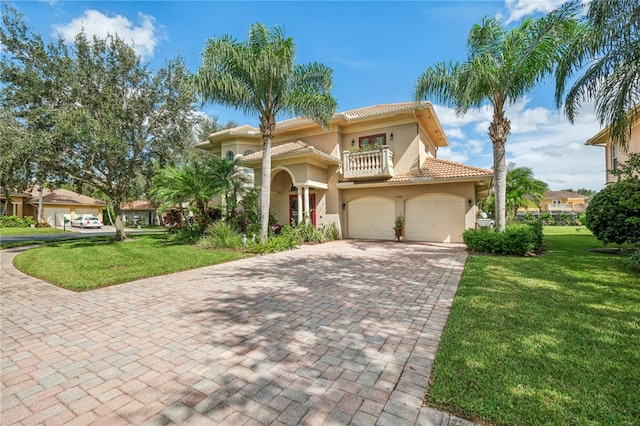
[351,140,355,147]
[390,133,394,141]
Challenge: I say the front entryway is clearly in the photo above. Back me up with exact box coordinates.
[289,193,316,225]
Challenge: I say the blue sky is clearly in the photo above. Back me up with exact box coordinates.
[11,0,606,190]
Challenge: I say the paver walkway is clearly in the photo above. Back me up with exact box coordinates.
[1,240,478,426]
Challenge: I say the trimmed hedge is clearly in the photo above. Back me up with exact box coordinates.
[463,222,543,256]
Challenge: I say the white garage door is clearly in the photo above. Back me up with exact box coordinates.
[348,196,395,240]
[75,208,99,217]
[42,207,71,228]
[405,194,465,243]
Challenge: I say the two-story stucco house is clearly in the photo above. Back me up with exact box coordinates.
[586,104,640,184]
[197,102,493,243]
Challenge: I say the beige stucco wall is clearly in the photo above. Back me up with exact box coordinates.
[604,120,640,184]
[338,181,478,238]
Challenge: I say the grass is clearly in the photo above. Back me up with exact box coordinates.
[0,227,67,236]
[427,227,640,425]
[13,234,251,291]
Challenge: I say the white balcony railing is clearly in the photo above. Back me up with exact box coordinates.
[342,146,394,180]
[547,203,574,211]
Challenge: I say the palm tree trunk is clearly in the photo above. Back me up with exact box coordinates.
[489,109,511,233]
[259,136,272,243]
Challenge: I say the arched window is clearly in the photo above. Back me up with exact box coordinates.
[243,150,254,156]
[225,151,235,161]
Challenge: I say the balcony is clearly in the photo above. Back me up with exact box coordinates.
[547,203,574,212]
[342,146,394,180]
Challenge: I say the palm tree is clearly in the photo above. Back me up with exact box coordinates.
[208,155,252,221]
[506,163,549,219]
[415,11,577,232]
[192,23,337,243]
[151,160,217,223]
[555,0,639,150]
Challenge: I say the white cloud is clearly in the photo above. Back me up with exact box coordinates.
[444,127,465,139]
[437,147,469,164]
[502,0,568,24]
[433,99,606,191]
[53,10,162,59]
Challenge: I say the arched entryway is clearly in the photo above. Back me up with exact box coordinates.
[271,168,316,226]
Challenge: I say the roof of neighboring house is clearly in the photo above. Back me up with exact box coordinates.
[198,101,448,148]
[27,187,106,207]
[544,190,588,200]
[240,141,341,165]
[120,200,157,211]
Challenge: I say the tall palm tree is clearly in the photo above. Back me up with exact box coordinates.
[192,23,337,243]
[415,11,577,232]
[555,0,639,150]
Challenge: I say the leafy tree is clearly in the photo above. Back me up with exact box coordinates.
[415,10,578,232]
[192,23,337,243]
[485,163,549,219]
[586,183,640,245]
[586,154,640,245]
[555,0,640,149]
[1,5,196,240]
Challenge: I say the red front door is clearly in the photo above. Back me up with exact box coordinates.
[289,194,316,226]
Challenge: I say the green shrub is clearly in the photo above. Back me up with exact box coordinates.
[167,222,205,244]
[247,225,299,254]
[463,222,542,256]
[197,222,243,249]
[1,215,26,227]
[586,179,640,245]
[294,220,324,243]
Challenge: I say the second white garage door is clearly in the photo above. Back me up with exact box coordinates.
[348,196,395,240]
[405,194,465,243]
[42,207,71,228]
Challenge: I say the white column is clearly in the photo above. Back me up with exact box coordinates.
[303,186,310,223]
[297,186,303,224]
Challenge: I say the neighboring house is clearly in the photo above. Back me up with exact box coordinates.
[197,102,493,243]
[518,190,589,220]
[585,104,640,185]
[0,187,106,227]
[120,200,161,226]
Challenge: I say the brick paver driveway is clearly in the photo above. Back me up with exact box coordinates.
[1,240,469,425]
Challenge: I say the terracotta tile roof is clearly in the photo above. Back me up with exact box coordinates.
[240,141,340,163]
[27,187,106,206]
[121,200,157,211]
[275,102,431,131]
[417,158,494,179]
[545,190,588,199]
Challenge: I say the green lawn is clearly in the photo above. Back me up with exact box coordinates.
[13,234,250,291]
[427,227,639,425]
[0,226,68,236]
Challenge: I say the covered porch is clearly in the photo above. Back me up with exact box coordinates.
[239,141,341,229]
